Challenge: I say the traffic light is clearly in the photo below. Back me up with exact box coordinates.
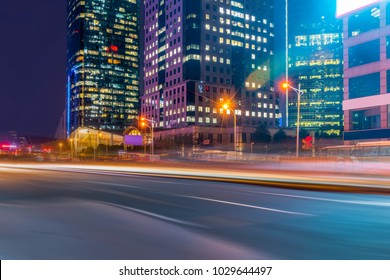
[302,135,313,150]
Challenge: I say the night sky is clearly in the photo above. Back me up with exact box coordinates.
[0,0,66,138]
[0,0,334,139]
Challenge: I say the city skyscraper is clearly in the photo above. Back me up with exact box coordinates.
[339,0,390,142]
[141,0,278,135]
[288,14,344,137]
[66,0,140,136]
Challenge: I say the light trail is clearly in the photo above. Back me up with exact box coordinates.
[0,163,389,191]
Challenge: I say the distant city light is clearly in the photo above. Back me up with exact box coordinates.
[337,0,380,17]
[1,144,17,150]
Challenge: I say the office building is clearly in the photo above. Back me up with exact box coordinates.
[288,14,344,137]
[339,0,390,141]
[66,0,140,136]
[141,0,278,136]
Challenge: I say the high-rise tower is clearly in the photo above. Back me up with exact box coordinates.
[288,13,344,137]
[67,0,140,136]
[141,0,278,131]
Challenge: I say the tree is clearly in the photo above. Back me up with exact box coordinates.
[299,128,310,139]
[273,129,288,142]
[253,124,271,143]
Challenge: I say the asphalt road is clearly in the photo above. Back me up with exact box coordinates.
[1,164,390,259]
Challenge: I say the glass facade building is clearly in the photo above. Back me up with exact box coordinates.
[141,0,278,130]
[288,16,344,137]
[66,0,140,136]
[341,1,390,141]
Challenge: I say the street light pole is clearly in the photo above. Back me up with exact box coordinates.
[222,103,237,160]
[151,123,154,155]
[233,110,237,160]
[296,83,301,158]
[285,0,289,127]
[282,82,303,157]
[144,129,147,154]
[93,134,96,162]
[141,117,155,155]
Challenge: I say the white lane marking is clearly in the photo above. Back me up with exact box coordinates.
[82,181,141,189]
[252,191,390,207]
[180,195,312,216]
[102,201,206,228]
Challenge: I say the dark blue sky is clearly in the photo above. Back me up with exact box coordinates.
[0,0,335,138]
[0,0,67,137]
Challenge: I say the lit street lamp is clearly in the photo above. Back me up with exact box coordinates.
[221,102,237,160]
[141,117,155,155]
[282,82,304,157]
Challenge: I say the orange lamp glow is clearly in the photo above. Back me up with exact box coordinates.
[282,82,289,89]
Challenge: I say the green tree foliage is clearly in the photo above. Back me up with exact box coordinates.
[273,129,288,142]
[253,124,271,143]
[299,128,310,139]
